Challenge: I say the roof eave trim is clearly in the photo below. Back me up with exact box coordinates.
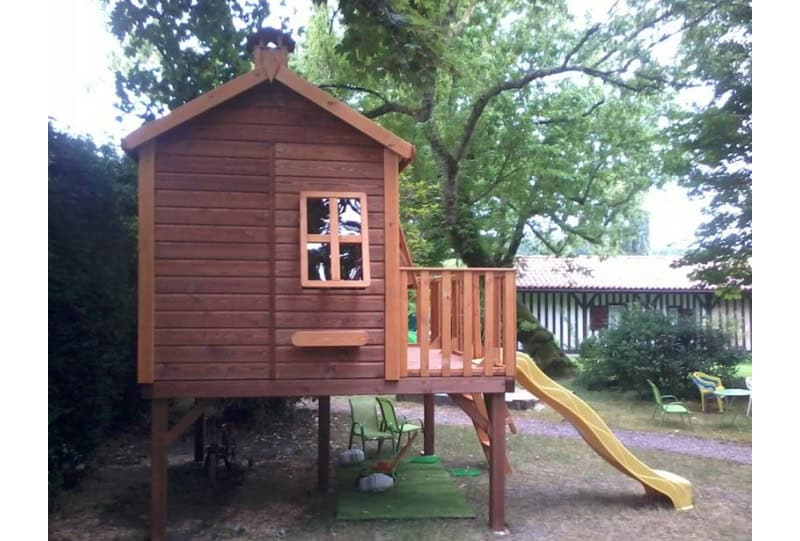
[120,65,416,165]
[121,69,269,152]
[516,286,718,293]
[274,69,415,161]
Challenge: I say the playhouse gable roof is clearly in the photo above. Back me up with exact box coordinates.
[121,55,416,168]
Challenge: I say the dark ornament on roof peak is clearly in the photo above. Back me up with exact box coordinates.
[246,27,296,55]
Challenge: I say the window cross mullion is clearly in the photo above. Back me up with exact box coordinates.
[330,197,340,281]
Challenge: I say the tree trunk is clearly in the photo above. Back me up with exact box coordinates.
[454,220,573,376]
[516,301,574,377]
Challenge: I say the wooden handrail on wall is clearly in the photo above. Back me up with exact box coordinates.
[399,268,517,378]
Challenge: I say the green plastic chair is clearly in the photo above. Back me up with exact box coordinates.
[348,397,394,454]
[376,397,424,454]
[647,379,692,425]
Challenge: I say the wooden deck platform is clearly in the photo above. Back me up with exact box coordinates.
[406,345,506,377]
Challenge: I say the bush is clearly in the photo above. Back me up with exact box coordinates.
[49,125,141,499]
[576,304,745,399]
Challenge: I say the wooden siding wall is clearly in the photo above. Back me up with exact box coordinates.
[518,290,752,352]
[151,82,386,383]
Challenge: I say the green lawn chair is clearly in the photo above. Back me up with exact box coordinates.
[647,379,692,425]
[376,397,424,454]
[348,397,394,455]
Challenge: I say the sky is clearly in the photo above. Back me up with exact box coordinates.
[47,0,708,254]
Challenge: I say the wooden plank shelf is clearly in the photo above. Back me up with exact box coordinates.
[291,330,368,347]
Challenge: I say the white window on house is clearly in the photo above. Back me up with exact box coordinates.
[608,304,625,329]
[666,306,680,324]
[300,192,371,288]
[667,305,694,324]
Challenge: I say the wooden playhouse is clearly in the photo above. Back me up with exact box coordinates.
[123,30,517,540]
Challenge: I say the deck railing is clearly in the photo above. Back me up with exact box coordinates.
[399,267,517,378]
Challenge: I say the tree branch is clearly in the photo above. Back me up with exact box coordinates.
[532,98,606,126]
[319,83,420,119]
[551,217,603,245]
[563,24,601,67]
[565,161,604,205]
[472,145,517,201]
[453,65,575,162]
[529,225,565,256]
[500,211,531,266]
[363,102,419,118]
[319,83,391,102]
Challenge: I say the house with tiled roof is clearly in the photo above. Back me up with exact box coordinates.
[515,256,752,352]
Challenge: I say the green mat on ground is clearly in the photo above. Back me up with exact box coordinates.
[449,468,481,477]
[336,459,476,520]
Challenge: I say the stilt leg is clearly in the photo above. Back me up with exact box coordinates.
[318,396,330,492]
[423,393,435,455]
[193,412,205,463]
[487,393,506,532]
[150,399,168,541]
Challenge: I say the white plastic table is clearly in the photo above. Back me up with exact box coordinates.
[713,388,751,428]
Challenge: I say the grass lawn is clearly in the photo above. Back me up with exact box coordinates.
[523,377,752,444]
[736,362,752,378]
[49,404,752,541]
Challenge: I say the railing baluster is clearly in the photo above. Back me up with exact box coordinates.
[393,268,516,380]
[495,273,503,362]
[473,274,483,359]
[485,272,495,375]
[463,271,473,377]
[442,271,452,377]
[503,271,516,377]
[419,271,430,377]
[453,277,460,354]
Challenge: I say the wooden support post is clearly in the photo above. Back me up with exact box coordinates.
[138,141,155,384]
[423,394,435,456]
[487,393,506,533]
[150,399,169,541]
[400,271,409,377]
[384,149,401,381]
[503,271,517,376]
[193,413,205,463]
[318,396,330,492]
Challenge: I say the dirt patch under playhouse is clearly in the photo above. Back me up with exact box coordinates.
[49,399,752,541]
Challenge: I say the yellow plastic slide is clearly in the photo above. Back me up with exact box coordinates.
[514,352,693,510]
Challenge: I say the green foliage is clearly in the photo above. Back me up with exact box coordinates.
[49,124,141,497]
[576,305,744,399]
[670,1,751,294]
[107,0,275,119]
[301,1,683,267]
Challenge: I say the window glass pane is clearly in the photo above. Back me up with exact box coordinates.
[608,305,625,329]
[307,243,331,281]
[338,197,362,236]
[306,198,330,235]
[340,243,363,281]
[666,306,679,324]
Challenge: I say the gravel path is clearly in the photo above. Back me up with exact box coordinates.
[330,398,752,465]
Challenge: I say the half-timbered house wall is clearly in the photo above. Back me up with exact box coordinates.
[518,290,752,353]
